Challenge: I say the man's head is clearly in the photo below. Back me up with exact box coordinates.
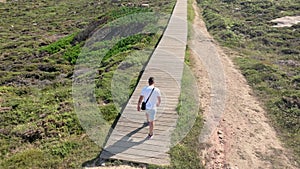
[148,77,154,85]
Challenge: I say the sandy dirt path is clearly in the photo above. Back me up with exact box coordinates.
[189,1,298,169]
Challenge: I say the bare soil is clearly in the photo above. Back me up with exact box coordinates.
[271,16,300,27]
[190,1,298,169]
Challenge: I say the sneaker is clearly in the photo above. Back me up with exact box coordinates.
[147,133,153,139]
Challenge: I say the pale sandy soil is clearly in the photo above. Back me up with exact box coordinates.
[271,16,300,27]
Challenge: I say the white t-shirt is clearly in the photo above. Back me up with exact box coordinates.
[141,86,161,110]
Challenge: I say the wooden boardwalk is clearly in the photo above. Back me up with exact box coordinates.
[100,0,187,165]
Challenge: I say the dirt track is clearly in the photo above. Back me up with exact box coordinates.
[190,1,298,168]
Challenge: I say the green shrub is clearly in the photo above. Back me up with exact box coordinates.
[99,104,119,123]
[1,149,59,169]
[51,141,79,158]
[63,43,82,65]
[40,34,76,54]
[169,117,203,169]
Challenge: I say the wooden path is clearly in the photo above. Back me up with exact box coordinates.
[100,0,187,165]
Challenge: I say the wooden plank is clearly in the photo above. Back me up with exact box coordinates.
[113,124,176,134]
[119,110,178,116]
[102,148,170,160]
[121,109,178,115]
[117,115,178,123]
[106,133,171,144]
[107,134,173,146]
[105,139,170,151]
[104,146,170,159]
[102,150,169,164]
[125,102,179,108]
[117,119,178,127]
[120,111,179,118]
[116,117,177,125]
[108,132,171,143]
[101,151,170,166]
[121,111,178,117]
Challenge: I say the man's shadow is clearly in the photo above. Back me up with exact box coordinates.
[101,122,148,158]
[82,122,148,167]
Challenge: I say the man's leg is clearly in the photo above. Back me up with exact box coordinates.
[149,121,154,135]
[145,113,149,123]
[148,109,156,136]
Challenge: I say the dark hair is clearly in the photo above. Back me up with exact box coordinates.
[148,77,154,85]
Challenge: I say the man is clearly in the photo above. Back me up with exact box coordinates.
[137,77,161,139]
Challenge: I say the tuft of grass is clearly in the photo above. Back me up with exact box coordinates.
[39,33,76,54]
[169,116,204,169]
[50,141,80,158]
[63,43,83,64]
[1,149,60,169]
[187,0,196,22]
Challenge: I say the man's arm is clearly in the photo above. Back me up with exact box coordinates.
[137,95,144,111]
[157,96,161,107]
